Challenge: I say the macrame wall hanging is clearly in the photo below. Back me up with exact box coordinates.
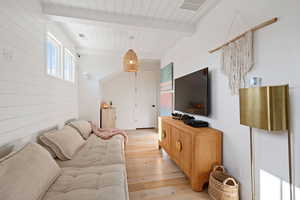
[221,31,253,95]
[209,17,278,95]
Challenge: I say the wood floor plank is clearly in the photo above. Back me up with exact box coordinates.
[129,186,176,200]
[127,172,185,184]
[129,177,189,192]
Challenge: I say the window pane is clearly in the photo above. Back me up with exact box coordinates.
[47,34,61,78]
[64,49,75,82]
[46,33,74,82]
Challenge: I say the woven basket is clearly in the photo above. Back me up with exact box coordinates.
[208,166,239,200]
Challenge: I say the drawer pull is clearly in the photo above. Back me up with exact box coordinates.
[176,140,182,152]
[162,130,167,139]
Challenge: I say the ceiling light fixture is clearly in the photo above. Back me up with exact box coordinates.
[123,49,139,72]
[123,36,139,72]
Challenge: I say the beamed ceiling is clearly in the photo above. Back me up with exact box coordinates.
[42,0,220,58]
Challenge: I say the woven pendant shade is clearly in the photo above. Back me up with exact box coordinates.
[123,49,139,72]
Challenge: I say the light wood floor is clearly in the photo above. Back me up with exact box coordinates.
[125,129,211,200]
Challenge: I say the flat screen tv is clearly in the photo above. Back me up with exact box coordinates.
[175,67,210,116]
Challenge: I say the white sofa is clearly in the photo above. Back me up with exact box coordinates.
[0,120,129,200]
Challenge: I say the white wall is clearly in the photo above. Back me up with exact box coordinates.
[102,72,136,129]
[78,77,100,127]
[78,54,123,80]
[0,0,78,145]
[101,60,160,129]
[162,0,300,199]
[78,53,122,126]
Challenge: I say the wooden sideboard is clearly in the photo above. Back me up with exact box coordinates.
[101,108,116,128]
[158,116,222,192]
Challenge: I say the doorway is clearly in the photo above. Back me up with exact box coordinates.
[134,70,159,129]
[101,62,160,130]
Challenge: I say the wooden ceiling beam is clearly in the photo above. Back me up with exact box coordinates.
[42,3,195,35]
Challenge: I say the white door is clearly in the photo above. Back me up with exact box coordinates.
[135,71,158,128]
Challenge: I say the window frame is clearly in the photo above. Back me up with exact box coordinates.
[63,48,75,83]
[46,32,63,79]
[46,32,76,83]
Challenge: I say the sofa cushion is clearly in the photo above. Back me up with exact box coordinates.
[37,134,57,158]
[40,126,85,160]
[40,143,57,158]
[68,120,92,139]
[56,134,124,168]
[0,143,61,200]
[43,164,128,200]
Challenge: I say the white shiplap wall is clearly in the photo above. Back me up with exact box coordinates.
[0,0,78,145]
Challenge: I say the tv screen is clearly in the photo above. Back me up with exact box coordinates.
[175,67,209,116]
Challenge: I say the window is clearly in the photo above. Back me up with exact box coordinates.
[47,33,62,78]
[46,32,76,82]
[64,48,75,82]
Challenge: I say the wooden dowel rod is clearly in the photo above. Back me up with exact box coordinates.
[209,17,278,54]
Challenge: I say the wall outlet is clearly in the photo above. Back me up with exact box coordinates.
[1,48,13,62]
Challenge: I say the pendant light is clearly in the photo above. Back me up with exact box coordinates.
[123,36,139,72]
[123,49,139,72]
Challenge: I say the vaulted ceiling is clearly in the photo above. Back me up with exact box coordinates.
[42,0,220,58]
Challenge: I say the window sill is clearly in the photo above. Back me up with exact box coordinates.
[46,74,75,84]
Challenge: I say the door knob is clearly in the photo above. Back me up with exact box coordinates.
[152,105,155,107]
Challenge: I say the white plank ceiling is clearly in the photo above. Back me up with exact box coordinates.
[63,23,184,58]
[42,0,220,58]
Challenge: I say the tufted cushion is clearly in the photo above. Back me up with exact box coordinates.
[43,164,128,200]
[56,134,124,168]
[68,120,92,139]
[40,126,85,161]
[0,143,61,200]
